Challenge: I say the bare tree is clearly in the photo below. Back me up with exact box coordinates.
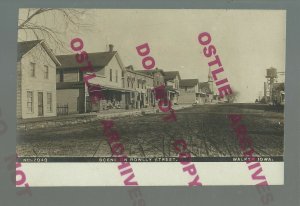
[18,8,93,53]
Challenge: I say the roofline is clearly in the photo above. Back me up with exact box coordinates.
[19,40,61,66]
[40,41,61,66]
[163,71,181,81]
[126,69,154,79]
[56,51,118,69]
[17,40,42,62]
[114,52,126,71]
[179,79,199,87]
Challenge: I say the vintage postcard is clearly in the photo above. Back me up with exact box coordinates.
[16,9,285,186]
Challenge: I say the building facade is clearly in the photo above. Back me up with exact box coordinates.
[17,40,60,119]
[123,65,155,109]
[163,71,181,105]
[271,82,285,105]
[135,68,165,105]
[56,46,139,114]
[178,79,200,104]
[199,82,215,104]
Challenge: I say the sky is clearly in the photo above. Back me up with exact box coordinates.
[18,9,286,102]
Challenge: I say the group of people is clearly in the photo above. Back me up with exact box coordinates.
[105,98,121,110]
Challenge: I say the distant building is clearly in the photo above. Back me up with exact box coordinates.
[17,40,60,119]
[56,45,131,114]
[163,71,181,104]
[271,82,285,105]
[199,82,214,104]
[179,79,200,104]
[136,68,165,87]
[136,68,165,106]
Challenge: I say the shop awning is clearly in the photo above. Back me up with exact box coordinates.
[101,85,135,93]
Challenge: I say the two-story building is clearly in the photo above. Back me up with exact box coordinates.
[178,79,200,104]
[163,71,181,105]
[56,45,130,114]
[17,40,60,119]
[136,68,166,105]
[124,65,154,109]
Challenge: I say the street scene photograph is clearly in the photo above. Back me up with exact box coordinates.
[16,9,285,162]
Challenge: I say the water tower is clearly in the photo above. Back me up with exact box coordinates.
[264,67,277,102]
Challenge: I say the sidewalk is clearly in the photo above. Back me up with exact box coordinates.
[17,104,193,131]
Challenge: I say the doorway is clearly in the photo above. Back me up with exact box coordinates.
[38,92,44,116]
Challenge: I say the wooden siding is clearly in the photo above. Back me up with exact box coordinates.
[19,43,57,119]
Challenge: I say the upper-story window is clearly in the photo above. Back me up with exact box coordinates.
[175,80,179,89]
[116,70,118,82]
[59,70,64,82]
[142,80,146,89]
[30,62,36,77]
[79,71,83,81]
[44,65,49,79]
[110,69,113,82]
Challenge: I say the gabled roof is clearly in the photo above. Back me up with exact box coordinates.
[125,65,153,79]
[126,65,134,71]
[199,82,212,93]
[180,79,199,87]
[56,51,117,69]
[17,40,42,60]
[17,40,60,65]
[164,71,181,81]
[135,68,165,76]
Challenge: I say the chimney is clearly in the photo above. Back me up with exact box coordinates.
[109,44,114,52]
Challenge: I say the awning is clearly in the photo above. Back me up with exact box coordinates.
[165,86,180,94]
[100,85,135,93]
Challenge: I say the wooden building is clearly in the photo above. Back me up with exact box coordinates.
[163,71,181,105]
[56,45,131,114]
[17,40,60,119]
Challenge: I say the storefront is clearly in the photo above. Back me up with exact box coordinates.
[85,85,133,112]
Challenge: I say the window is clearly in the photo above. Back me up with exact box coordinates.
[110,69,113,81]
[79,71,83,81]
[127,79,130,87]
[116,70,118,82]
[175,80,179,89]
[30,62,36,77]
[185,87,187,92]
[47,93,52,112]
[27,91,33,113]
[44,65,49,79]
[59,70,64,82]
